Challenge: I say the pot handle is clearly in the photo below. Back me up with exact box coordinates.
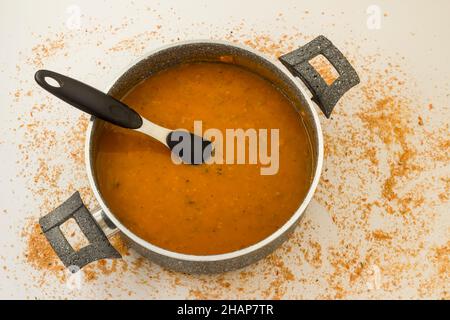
[39,192,121,271]
[279,35,360,118]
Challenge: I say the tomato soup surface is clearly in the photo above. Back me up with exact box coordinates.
[95,62,313,255]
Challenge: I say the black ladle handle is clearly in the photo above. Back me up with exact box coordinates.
[34,70,143,129]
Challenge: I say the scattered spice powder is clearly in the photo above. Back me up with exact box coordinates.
[300,240,323,268]
[11,12,449,299]
[108,29,159,55]
[22,220,67,285]
[309,54,339,85]
[27,33,67,68]
[371,230,393,241]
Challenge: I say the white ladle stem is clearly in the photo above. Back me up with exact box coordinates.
[134,118,172,148]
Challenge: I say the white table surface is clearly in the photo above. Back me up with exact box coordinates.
[0,0,448,299]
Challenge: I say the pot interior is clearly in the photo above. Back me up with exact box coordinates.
[88,41,320,254]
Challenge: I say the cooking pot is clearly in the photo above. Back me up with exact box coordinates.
[39,35,359,274]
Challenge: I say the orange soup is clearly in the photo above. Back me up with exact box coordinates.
[95,62,313,255]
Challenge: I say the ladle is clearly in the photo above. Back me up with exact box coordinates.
[34,70,213,165]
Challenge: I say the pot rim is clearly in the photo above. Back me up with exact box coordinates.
[84,39,324,262]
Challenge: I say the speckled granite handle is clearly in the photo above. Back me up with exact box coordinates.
[279,35,360,118]
[39,192,121,271]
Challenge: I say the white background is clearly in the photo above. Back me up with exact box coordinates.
[0,0,449,299]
